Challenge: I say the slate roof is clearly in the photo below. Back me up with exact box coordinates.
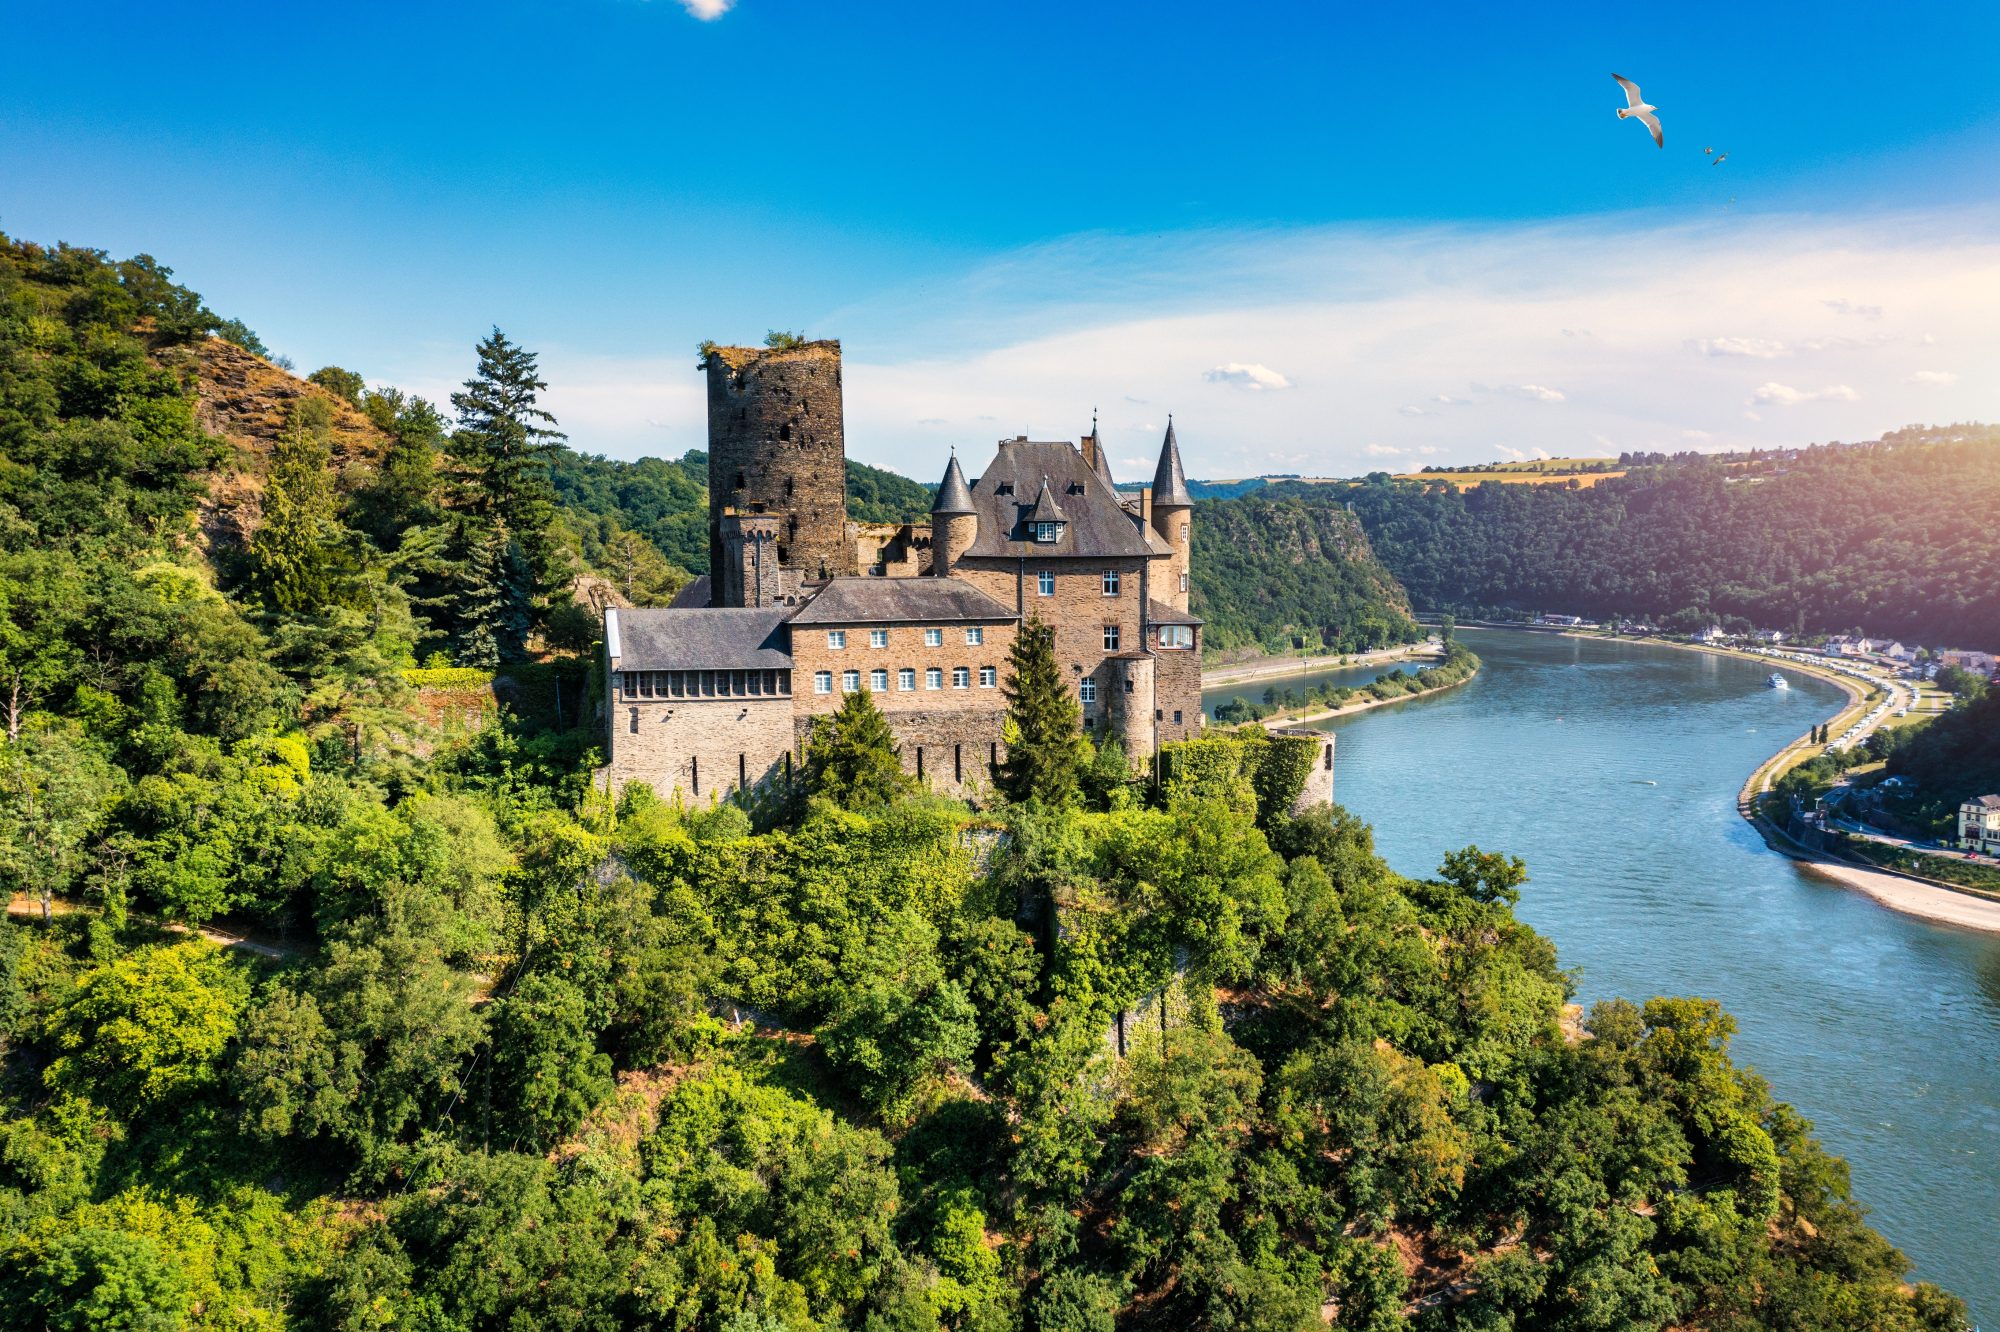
[1024,477,1068,523]
[1970,794,2000,810]
[933,454,975,515]
[962,439,1170,559]
[1151,420,1193,508]
[613,607,792,670]
[1147,599,1202,626]
[788,576,1016,625]
[668,575,712,609]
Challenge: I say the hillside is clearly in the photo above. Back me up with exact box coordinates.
[0,230,1971,1331]
[1329,428,2000,649]
[1193,495,1422,655]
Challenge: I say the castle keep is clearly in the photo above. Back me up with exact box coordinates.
[602,338,1217,800]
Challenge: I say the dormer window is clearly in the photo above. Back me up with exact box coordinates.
[1033,521,1063,543]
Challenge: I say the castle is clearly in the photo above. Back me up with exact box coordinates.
[600,337,1211,799]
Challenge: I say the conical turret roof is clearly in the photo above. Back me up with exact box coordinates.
[1025,475,1068,523]
[1151,418,1192,508]
[933,452,975,515]
[1086,415,1114,489]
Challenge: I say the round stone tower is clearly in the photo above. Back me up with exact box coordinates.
[702,339,851,595]
[930,451,977,579]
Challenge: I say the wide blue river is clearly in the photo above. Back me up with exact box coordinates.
[1206,628,2000,1320]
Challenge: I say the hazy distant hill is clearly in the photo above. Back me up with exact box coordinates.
[1323,428,2000,649]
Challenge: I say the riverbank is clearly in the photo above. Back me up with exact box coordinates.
[1253,659,1480,729]
[1201,641,1441,688]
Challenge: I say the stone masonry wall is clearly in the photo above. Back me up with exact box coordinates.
[1152,641,1204,745]
[954,555,1151,705]
[704,341,852,594]
[788,619,1017,722]
[608,693,797,801]
[796,707,1011,794]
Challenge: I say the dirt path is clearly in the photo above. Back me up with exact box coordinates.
[7,895,292,959]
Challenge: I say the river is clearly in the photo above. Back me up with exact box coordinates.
[1205,628,2000,1320]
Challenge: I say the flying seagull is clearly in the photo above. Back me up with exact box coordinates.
[1612,73,1663,148]
[1711,151,1729,166]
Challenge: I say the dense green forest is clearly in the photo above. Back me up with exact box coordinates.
[1192,497,1422,656]
[0,234,1971,1329]
[1326,431,2000,649]
[553,448,935,579]
[1885,682,2000,833]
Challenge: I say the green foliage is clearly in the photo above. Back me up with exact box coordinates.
[490,970,616,1149]
[1193,495,1423,655]
[803,688,916,810]
[44,942,246,1115]
[1338,432,2000,648]
[817,913,979,1122]
[305,365,364,406]
[398,665,495,689]
[997,618,1086,807]
[249,401,362,613]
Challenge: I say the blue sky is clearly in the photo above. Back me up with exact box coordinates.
[5,1,1997,476]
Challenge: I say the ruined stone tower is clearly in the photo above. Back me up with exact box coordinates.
[702,339,852,606]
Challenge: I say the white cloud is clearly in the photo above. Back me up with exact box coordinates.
[1682,429,1713,442]
[1751,382,1860,406]
[680,0,734,18]
[1203,362,1293,391]
[1907,370,1959,385]
[1693,336,1788,359]
[1399,404,1429,417]
[1365,443,1404,457]
[1824,298,1884,319]
[1512,384,1567,403]
[499,211,2000,472]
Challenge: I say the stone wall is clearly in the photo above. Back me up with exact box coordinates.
[954,555,1152,702]
[1152,642,1204,745]
[703,340,852,594]
[607,693,797,801]
[794,706,1012,793]
[788,619,1017,723]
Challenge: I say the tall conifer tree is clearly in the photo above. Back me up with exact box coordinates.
[448,329,566,662]
[997,618,1087,806]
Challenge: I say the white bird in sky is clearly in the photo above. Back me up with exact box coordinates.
[1612,73,1663,148]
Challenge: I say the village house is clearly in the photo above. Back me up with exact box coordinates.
[597,338,1272,802]
[1959,795,2000,856]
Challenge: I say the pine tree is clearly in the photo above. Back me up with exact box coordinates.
[804,688,914,808]
[997,618,1087,806]
[251,401,356,613]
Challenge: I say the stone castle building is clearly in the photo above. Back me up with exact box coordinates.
[601,337,1215,800]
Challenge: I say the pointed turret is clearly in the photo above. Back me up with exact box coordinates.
[1150,417,1193,509]
[1149,418,1194,612]
[1025,475,1068,524]
[931,450,977,578]
[933,451,975,515]
[1083,412,1115,489]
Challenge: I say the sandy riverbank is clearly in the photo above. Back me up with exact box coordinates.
[1201,642,1441,689]
[1796,859,2000,934]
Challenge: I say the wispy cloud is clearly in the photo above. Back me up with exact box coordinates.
[1907,369,1958,385]
[1693,336,1788,359]
[1824,298,1884,319]
[1751,382,1860,406]
[1203,362,1293,391]
[508,210,2000,473]
[679,0,734,18]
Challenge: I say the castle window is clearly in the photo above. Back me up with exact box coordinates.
[1174,710,1183,724]
[952,666,970,688]
[924,628,944,647]
[1159,625,1194,649]
[965,627,984,646]
[1179,573,1188,594]
[740,753,747,788]
[1179,523,1189,545]
[701,671,717,697]
[925,667,943,690]
[870,629,889,648]
[996,481,1014,495]
[842,670,860,693]
[870,668,889,692]
[979,666,996,688]
[1037,570,1055,596]
[899,667,916,691]
[827,630,846,649]
[629,708,638,734]
[779,423,791,441]
[1103,625,1121,651]
[748,672,763,696]
[734,471,746,489]
[814,671,833,694]
[1079,679,1097,705]
[1102,570,1120,596]
[691,757,698,795]
[1033,521,1063,543]
[955,744,963,782]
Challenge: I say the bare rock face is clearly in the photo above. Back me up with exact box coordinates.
[176,336,393,554]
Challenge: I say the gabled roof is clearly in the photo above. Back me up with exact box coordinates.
[1970,794,2000,810]
[1146,599,1202,626]
[1024,476,1068,524]
[962,438,1170,559]
[614,607,792,670]
[787,576,1016,625]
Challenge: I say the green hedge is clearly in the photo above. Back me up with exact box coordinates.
[402,667,497,689]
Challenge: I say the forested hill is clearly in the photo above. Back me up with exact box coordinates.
[553,447,935,577]
[1324,429,2000,648]
[0,231,1972,1331]
[1192,495,1422,656]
